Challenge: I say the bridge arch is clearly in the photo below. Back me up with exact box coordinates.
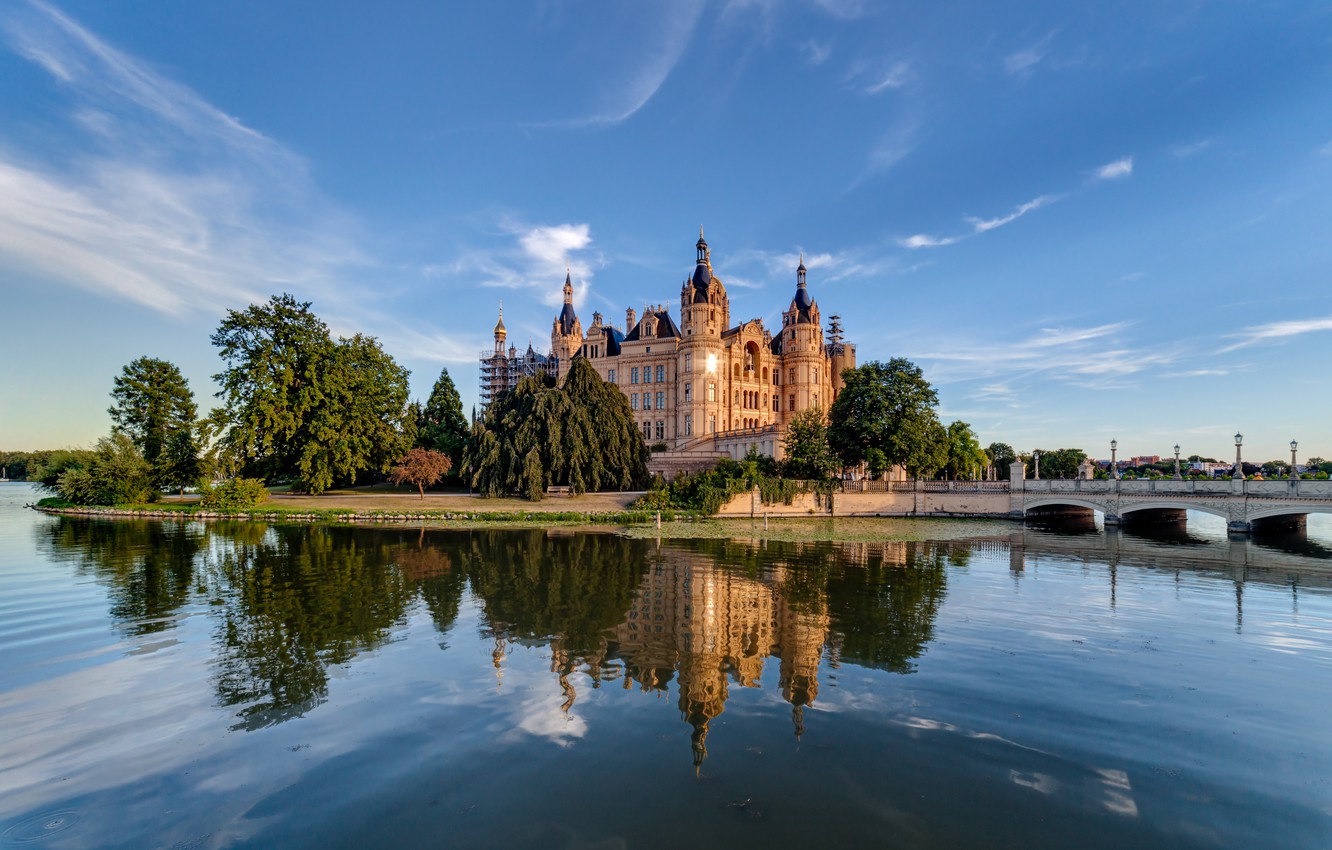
[1024,498,1110,515]
[1247,504,1332,522]
[1119,501,1231,522]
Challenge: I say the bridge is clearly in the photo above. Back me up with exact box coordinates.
[1010,463,1332,534]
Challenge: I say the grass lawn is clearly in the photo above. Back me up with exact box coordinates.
[161,484,645,514]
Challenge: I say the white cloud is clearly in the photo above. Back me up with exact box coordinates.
[898,233,960,249]
[425,220,599,310]
[811,0,865,20]
[1094,157,1134,181]
[1221,315,1332,352]
[966,194,1061,233]
[862,61,911,94]
[1004,33,1056,76]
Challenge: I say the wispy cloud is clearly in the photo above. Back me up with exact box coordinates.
[846,58,912,95]
[801,39,833,66]
[966,194,1061,233]
[1171,139,1214,158]
[1320,140,1332,156]
[1093,157,1134,181]
[1221,315,1332,352]
[531,1,706,128]
[811,0,865,20]
[900,194,1059,249]
[0,0,359,317]
[1004,32,1056,76]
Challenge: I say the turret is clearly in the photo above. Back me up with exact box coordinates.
[550,269,583,378]
[493,302,507,354]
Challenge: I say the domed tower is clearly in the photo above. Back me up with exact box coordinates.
[777,255,829,423]
[493,302,507,354]
[550,270,583,379]
[679,228,730,441]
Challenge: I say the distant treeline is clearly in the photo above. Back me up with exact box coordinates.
[0,450,94,483]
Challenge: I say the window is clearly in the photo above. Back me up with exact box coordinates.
[789,368,796,383]
[789,394,796,411]
[642,366,651,384]
[684,415,692,436]
[707,382,716,402]
[631,393,638,410]
[643,422,651,439]
[631,367,639,384]
[607,369,616,383]
[656,365,665,382]
[684,354,692,372]
[656,391,665,410]
[810,365,817,382]
[708,415,715,433]
[684,382,692,402]
[643,393,652,410]
[656,420,664,440]
[772,396,779,412]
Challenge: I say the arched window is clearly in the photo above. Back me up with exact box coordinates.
[733,363,741,378]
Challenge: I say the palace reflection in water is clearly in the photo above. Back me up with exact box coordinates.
[36,519,959,761]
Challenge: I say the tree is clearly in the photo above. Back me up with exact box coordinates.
[462,358,648,500]
[417,368,468,479]
[210,295,412,494]
[827,358,945,478]
[388,448,452,499]
[159,427,204,496]
[986,442,1017,477]
[782,408,838,480]
[109,357,198,487]
[1027,447,1088,479]
[943,421,989,480]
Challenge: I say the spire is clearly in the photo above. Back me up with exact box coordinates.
[796,254,807,287]
[563,269,573,303]
[493,301,507,338]
[696,227,708,264]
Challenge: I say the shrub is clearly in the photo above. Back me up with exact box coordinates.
[1317,471,1329,481]
[198,477,270,509]
[51,432,155,505]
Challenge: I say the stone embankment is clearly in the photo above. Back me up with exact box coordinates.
[32,505,666,525]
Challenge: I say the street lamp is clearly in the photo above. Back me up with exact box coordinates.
[1234,432,1243,478]
[1173,444,1182,480]
[1033,450,1040,480]
[1110,439,1119,480]
[1291,440,1298,478]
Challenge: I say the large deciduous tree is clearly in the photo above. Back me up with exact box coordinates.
[210,294,412,494]
[462,358,648,499]
[1027,447,1088,479]
[943,421,990,480]
[782,408,838,480]
[986,442,1017,477]
[109,357,198,485]
[827,358,947,478]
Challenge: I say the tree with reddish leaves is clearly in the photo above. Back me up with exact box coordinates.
[388,448,452,499]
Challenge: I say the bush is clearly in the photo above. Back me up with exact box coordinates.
[198,477,270,509]
[1317,471,1329,481]
[51,433,155,505]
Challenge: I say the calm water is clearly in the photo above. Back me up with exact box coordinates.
[2,483,1330,849]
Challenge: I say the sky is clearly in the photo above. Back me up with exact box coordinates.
[1,0,1330,463]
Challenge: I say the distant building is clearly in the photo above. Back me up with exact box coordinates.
[480,231,857,459]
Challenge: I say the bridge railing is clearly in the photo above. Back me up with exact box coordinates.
[857,480,1010,493]
[1017,478,1332,498]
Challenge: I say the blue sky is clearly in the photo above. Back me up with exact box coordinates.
[2,0,1330,463]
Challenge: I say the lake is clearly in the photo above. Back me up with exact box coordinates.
[2,482,1330,849]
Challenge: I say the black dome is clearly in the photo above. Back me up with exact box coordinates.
[794,283,813,310]
[692,261,712,290]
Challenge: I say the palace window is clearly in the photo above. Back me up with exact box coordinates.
[655,391,664,410]
[642,422,651,439]
[631,367,639,384]
[656,365,665,382]
[607,369,616,383]
[707,382,716,402]
[684,414,692,436]
[642,367,651,384]
[684,382,692,402]
[708,415,715,433]
[684,353,692,372]
[656,420,664,440]
[643,393,652,410]
[789,394,795,411]
[631,393,638,410]
[772,396,779,412]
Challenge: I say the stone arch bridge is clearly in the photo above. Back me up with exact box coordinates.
[1012,469,1332,534]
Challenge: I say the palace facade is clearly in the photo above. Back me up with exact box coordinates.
[481,231,856,459]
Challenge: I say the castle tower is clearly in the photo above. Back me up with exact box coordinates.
[777,256,829,425]
[493,302,507,354]
[550,270,583,380]
[678,229,729,441]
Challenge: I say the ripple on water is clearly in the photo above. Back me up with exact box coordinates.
[1,810,81,844]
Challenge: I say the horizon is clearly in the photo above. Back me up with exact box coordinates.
[2,1,1329,462]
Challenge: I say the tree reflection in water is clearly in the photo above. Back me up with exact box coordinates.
[37,519,951,762]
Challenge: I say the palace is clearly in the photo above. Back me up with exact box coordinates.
[481,230,856,463]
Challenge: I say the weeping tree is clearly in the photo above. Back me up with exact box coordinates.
[462,358,649,500]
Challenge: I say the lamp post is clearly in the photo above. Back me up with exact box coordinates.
[1033,451,1040,480]
[1234,432,1243,478]
[1291,440,1298,479]
[1110,439,1119,480]
[1173,444,1182,480]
